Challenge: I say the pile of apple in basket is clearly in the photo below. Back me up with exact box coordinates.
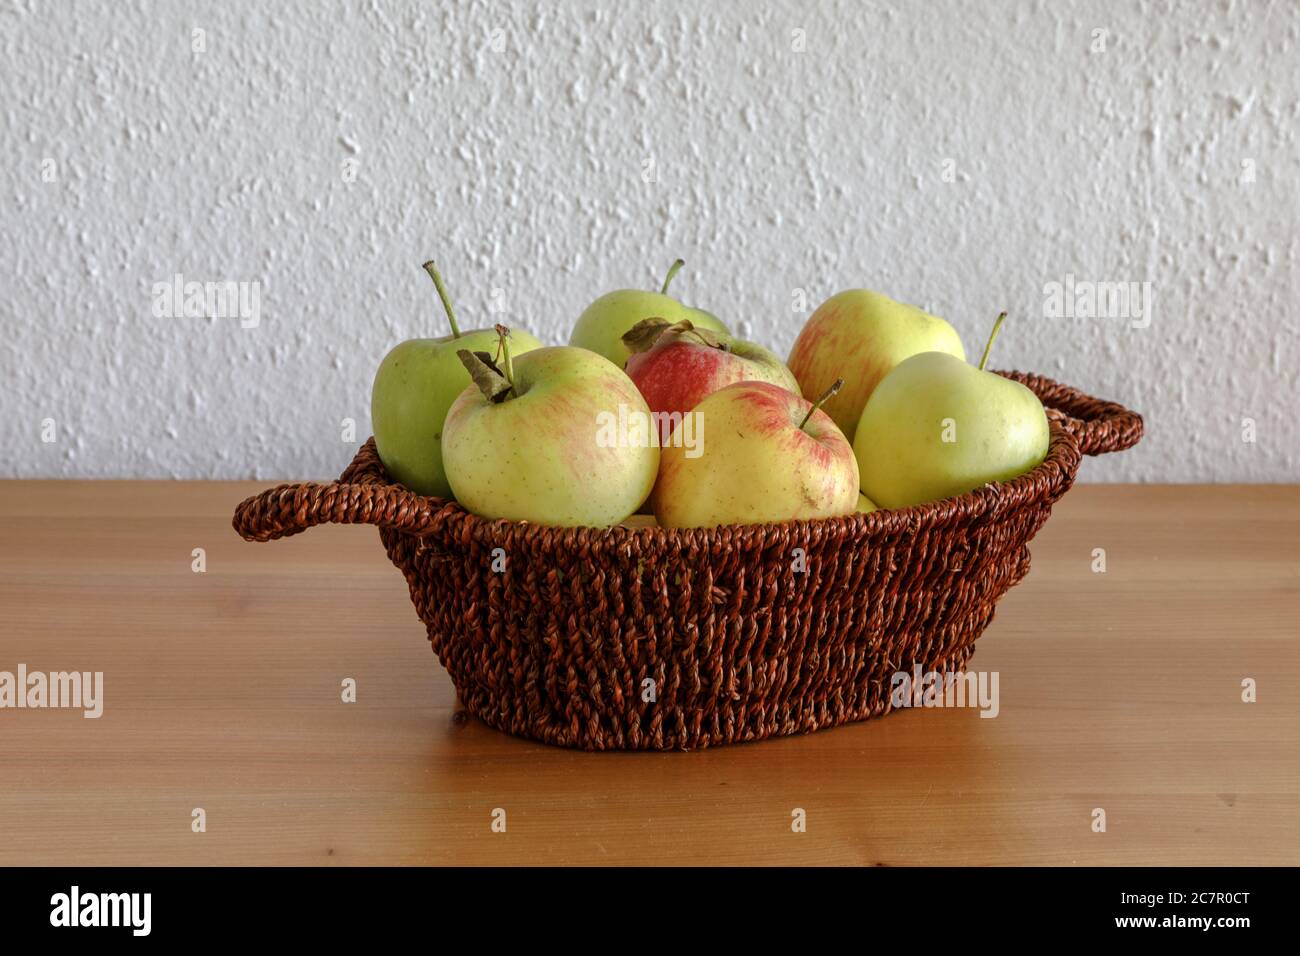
[371,260,1051,527]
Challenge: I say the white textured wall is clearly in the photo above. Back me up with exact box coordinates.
[2,0,1296,482]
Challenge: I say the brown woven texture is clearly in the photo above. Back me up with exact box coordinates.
[233,371,1142,750]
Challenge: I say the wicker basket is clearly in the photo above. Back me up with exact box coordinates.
[233,371,1141,750]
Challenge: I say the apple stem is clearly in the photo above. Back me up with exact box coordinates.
[799,378,843,431]
[494,324,515,387]
[978,311,1008,371]
[660,258,685,295]
[422,261,461,339]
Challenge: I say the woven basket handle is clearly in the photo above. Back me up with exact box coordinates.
[232,481,445,542]
[232,439,448,542]
[1000,370,1144,457]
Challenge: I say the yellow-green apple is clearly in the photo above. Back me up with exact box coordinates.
[371,263,542,498]
[569,259,728,367]
[623,318,800,418]
[788,289,966,443]
[441,331,659,526]
[651,380,859,528]
[856,493,879,513]
[854,313,1049,509]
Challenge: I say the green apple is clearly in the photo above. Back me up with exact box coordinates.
[856,492,879,513]
[569,259,728,367]
[441,334,659,526]
[651,379,859,528]
[788,289,966,443]
[371,263,542,499]
[853,313,1050,509]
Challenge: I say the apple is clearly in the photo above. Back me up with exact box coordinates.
[569,259,728,367]
[623,318,800,418]
[787,289,966,443]
[856,493,879,514]
[651,379,859,528]
[371,262,543,499]
[853,313,1050,509]
[441,330,659,526]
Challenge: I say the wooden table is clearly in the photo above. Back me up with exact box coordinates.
[1,482,1296,866]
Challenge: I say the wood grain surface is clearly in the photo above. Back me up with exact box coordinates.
[1,481,1296,866]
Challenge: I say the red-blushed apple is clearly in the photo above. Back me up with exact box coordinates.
[623,318,799,418]
[788,289,965,443]
[651,379,859,529]
[441,329,659,526]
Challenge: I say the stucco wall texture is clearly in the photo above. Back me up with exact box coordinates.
[1,0,1296,482]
